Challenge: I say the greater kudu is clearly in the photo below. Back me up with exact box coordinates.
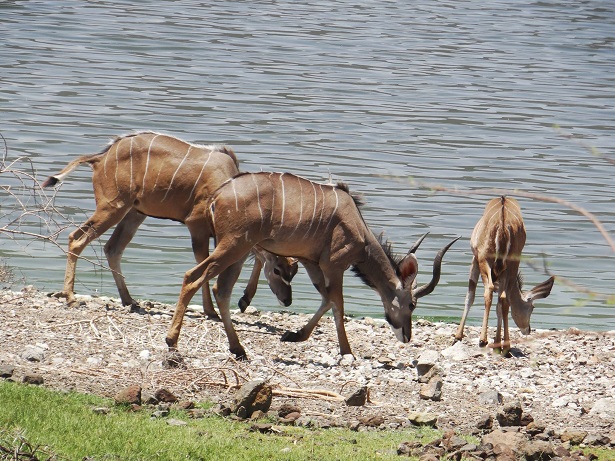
[165,171,458,359]
[454,196,554,355]
[42,132,298,316]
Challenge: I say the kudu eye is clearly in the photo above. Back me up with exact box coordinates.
[273,268,281,276]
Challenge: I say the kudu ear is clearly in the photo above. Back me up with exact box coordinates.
[526,276,555,302]
[398,253,419,290]
[288,257,299,278]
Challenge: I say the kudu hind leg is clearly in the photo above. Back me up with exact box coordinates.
[103,209,146,309]
[188,230,218,320]
[59,208,129,306]
[165,243,252,353]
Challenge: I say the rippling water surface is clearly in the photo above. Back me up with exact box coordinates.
[2,1,614,331]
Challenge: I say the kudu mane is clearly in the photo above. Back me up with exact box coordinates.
[351,233,400,290]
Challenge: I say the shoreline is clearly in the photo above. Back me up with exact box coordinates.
[1,286,614,449]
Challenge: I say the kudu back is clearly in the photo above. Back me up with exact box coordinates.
[454,196,554,355]
[166,171,458,359]
[42,131,297,315]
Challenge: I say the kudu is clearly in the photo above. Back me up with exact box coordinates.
[42,132,298,316]
[454,196,555,355]
[165,171,458,359]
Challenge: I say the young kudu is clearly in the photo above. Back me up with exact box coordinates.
[454,196,555,355]
[165,171,458,359]
[42,132,297,316]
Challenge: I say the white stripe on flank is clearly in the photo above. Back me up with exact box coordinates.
[129,136,134,192]
[289,177,303,237]
[304,181,318,238]
[316,184,326,234]
[114,139,121,192]
[142,134,160,194]
[279,173,286,228]
[103,143,110,179]
[269,173,276,222]
[187,151,212,202]
[252,175,264,229]
[325,187,339,230]
[163,144,192,202]
[232,179,239,211]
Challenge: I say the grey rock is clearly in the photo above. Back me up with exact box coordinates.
[560,429,587,445]
[419,375,443,401]
[231,379,272,418]
[482,429,527,453]
[22,374,44,385]
[114,385,142,405]
[589,397,615,421]
[154,388,178,403]
[417,365,440,384]
[408,411,438,427]
[0,365,14,378]
[584,433,610,446]
[476,414,493,430]
[521,440,556,461]
[20,345,45,362]
[416,350,439,376]
[278,403,301,418]
[496,400,522,427]
[478,389,503,405]
[358,415,384,427]
[344,385,368,406]
[440,341,472,361]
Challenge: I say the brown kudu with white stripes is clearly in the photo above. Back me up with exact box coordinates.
[42,132,298,316]
[454,196,554,355]
[166,171,458,359]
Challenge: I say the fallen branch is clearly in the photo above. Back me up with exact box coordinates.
[273,386,345,402]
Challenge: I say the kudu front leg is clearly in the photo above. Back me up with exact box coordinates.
[478,262,495,348]
[281,261,328,343]
[238,253,263,312]
[494,296,511,356]
[454,257,479,344]
[213,257,250,360]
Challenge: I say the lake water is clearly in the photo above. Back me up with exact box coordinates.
[2,1,614,332]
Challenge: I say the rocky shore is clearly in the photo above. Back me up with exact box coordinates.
[1,286,614,459]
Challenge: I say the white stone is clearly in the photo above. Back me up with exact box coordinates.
[589,398,615,421]
[441,341,471,361]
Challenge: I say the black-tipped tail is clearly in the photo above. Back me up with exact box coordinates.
[41,176,59,188]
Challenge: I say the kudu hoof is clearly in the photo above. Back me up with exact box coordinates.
[478,340,489,348]
[205,313,222,322]
[230,347,248,361]
[280,330,306,343]
[238,296,250,313]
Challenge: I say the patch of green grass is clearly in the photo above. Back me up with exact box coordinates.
[0,381,437,460]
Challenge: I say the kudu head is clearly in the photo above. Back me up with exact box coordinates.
[510,275,555,334]
[371,233,460,343]
[262,255,299,307]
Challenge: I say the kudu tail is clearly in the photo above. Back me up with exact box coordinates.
[41,152,105,188]
[493,195,509,276]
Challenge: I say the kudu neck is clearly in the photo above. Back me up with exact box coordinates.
[353,234,401,297]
